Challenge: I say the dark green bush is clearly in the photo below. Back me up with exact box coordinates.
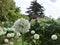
[24,17,60,45]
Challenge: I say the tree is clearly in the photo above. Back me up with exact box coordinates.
[0,0,15,21]
[6,7,29,22]
[0,0,29,22]
[26,0,45,21]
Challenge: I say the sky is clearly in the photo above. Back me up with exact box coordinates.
[14,0,60,19]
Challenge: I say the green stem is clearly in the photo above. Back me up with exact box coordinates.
[54,41,55,45]
[35,40,37,45]
[22,34,24,45]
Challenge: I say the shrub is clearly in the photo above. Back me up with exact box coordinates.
[24,17,60,45]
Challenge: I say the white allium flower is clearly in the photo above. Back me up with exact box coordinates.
[31,30,35,34]
[12,18,30,34]
[16,32,21,36]
[0,30,4,36]
[7,33,15,38]
[2,31,7,35]
[34,34,40,39]
[0,28,3,31]
[51,34,58,40]
[7,28,15,31]
[7,33,11,38]
[11,33,15,37]
[27,30,30,32]
[3,28,8,31]
[0,28,3,36]
[15,32,21,38]
[2,22,5,25]
[4,39,9,43]
[1,28,7,35]
[0,28,7,36]
[9,42,14,45]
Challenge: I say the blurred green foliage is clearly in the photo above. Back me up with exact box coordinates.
[0,0,15,21]
[24,17,60,45]
[0,0,29,27]
[6,8,29,22]
[0,0,29,22]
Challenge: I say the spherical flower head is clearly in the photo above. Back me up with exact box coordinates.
[0,30,4,36]
[0,29,6,36]
[10,33,15,37]
[7,33,15,38]
[51,34,58,40]
[15,32,21,38]
[4,39,9,43]
[12,18,30,34]
[0,28,6,36]
[27,30,30,32]
[7,33,11,38]
[3,28,8,31]
[34,34,40,39]
[2,31,7,35]
[31,30,35,34]
[16,32,21,36]
[2,22,5,25]
[7,28,15,32]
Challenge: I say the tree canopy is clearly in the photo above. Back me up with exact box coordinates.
[0,0,29,22]
[0,0,15,21]
[26,0,45,21]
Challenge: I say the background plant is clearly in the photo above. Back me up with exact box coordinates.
[24,17,60,45]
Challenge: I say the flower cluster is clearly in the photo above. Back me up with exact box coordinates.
[0,18,30,44]
[0,27,6,36]
[7,33,15,38]
[12,18,30,34]
[30,30,40,40]
[5,28,21,38]
[4,39,14,45]
[0,27,21,44]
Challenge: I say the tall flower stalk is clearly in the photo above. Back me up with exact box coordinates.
[34,34,40,45]
[22,34,24,45]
